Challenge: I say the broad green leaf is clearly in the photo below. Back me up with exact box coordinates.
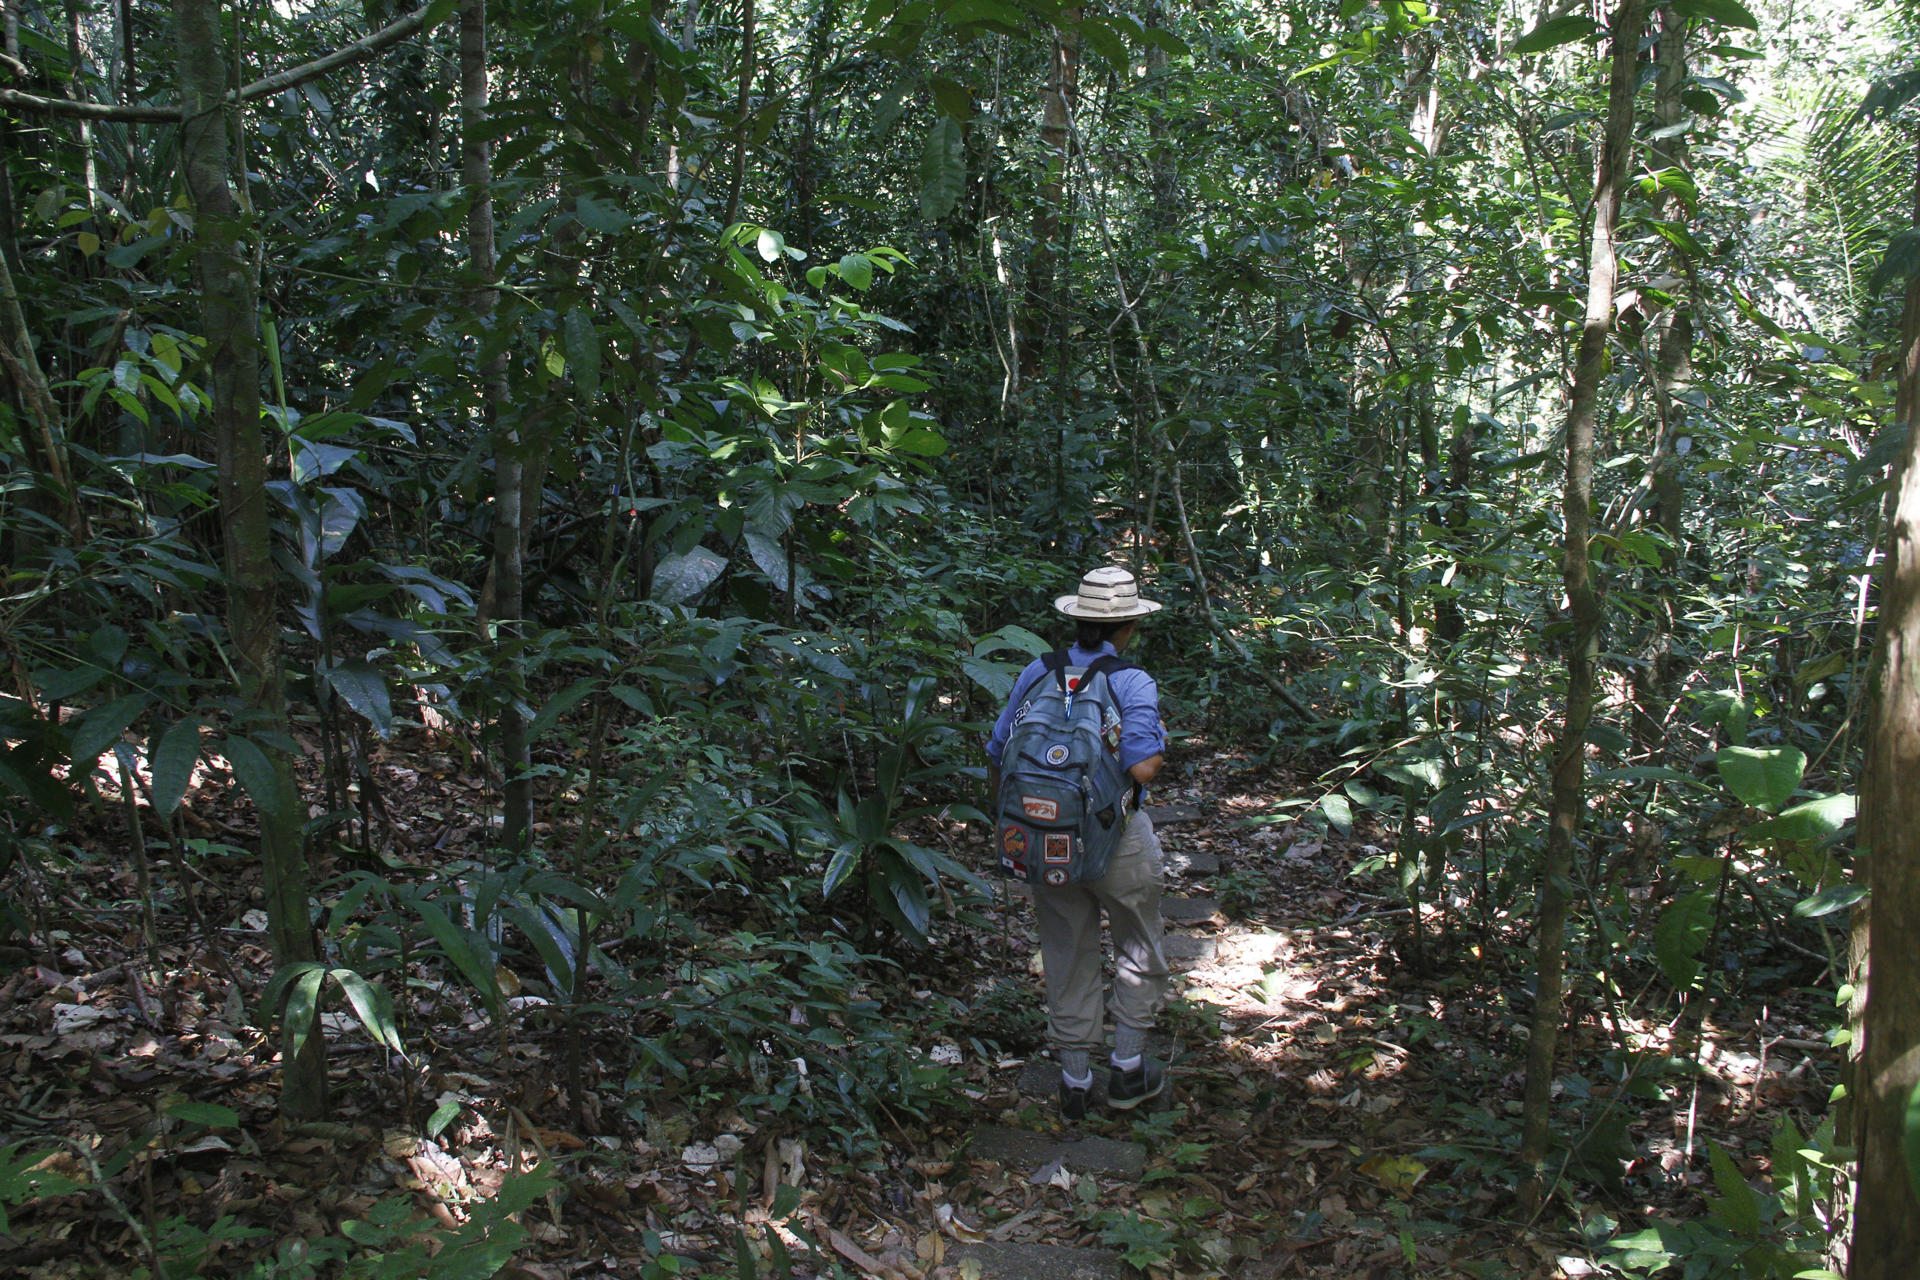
[1870,228,1920,296]
[427,1098,461,1138]
[323,660,393,737]
[331,969,406,1053]
[283,965,328,1062]
[1716,745,1805,811]
[70,694,151,768]
[927,73,972,121]
[1654,891,1715,991]
[1747,793,1855,845]
[894,427,949,457]
[1793,883,1865,918]
[1706,1142,1762,1236]
[528,677,600,743]
[410,899,504,1022]
[165,1100,239,1129]
[1671,0,1760,28]
[837,252,874,290]
[973,624,1050,659]
[149,718,204,816]
[919,117,965,222]
[1320,792,1354,834]
[652,547,726,605]
[822,842,860,899]
[1511,15,1598,54]
[220,734,287,821]
[564,306,601,401]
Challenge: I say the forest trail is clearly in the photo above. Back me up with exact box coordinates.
[914,797,1480,1280]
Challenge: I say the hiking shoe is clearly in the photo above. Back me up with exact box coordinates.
[1106,1058,1166,1111]
[1059,1079,1091,1122]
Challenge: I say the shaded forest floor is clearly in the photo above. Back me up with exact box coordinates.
[0,742,1844,1279]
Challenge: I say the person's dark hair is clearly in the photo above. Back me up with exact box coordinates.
[1075,618,1134,649]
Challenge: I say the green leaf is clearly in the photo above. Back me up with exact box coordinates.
[1706,1142,1762,1236]
[149,718,203,816]
[1793,883,1866,918]
[165,1100,240,1129]
[322,660,393,737]
[220,734,288,822]
[1511,15,1599,54]
[1716,745,1805,811]
[529,677,600,743]
[1747,793,1855,845]
[1320,792,1354,834]
[1871,228,1920,296]
[330,969,406,1053]
[71,694,151,768]
[1905,1080,1920,1207]
[918,117,966,222]
[1654,891,1715,991]
[410,898,504,1022]
[564,306,601,401]
[283,965,328,1063]
[1670,0,1759,29]
[893,427,949,456]
[836,252,874,291]
[927,73,972,121]
[427,1098,461,1138]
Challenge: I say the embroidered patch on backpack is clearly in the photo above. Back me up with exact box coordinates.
[1043,868,1068,886]
[1001,826,1029,859]
[1021,796,1058,822]
[1044,833,1073,863]
[1044,744,1070,766]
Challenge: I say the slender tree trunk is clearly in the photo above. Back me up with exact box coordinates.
[174,0,326,1121]
[1519,0,1644,1192]
[720,0,754,230]
[1021,11,1078,387]
[460,0,529,850]
[1851,128,1920,1280]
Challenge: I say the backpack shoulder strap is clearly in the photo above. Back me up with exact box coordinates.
[1041,649,1072,693]
[1083,655,1136,682]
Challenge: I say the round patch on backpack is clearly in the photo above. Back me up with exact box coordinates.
[1044,868,1069,886]
[1045,744,1070,766]
[1001,825,1029,858]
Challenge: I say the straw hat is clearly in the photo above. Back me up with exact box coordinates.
[1053,566,1164,620]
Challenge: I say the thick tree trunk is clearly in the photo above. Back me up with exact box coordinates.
[1519,0,1644,1191]
[174,0,326,1120]
[1851,128,1920,1280]
[460,0,530,850]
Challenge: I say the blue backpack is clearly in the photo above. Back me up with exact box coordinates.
[994,653,1137,886]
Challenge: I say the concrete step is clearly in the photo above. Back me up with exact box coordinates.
[967,1124,1146,1177]
[1163,847,1219,877]
[948,1241,1129,1279]
[1162,934,1217,964]
[1160,894,1220,924]
[1143,802,1204,827]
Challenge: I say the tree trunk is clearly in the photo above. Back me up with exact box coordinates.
[174,0,326,1121]
[460,0,530,850]
[1021,11,1078,387]
[1519,0,1644,1192]
[1851,127,1920,1280]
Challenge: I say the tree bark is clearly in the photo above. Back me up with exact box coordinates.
[461,0,529,850]
[1519,0,1645,1192]
[1851,126,1920,1280]
[1021,11,1078,387]
[174,0,326,1121]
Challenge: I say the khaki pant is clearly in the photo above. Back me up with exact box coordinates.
[1033,811,1169,1054]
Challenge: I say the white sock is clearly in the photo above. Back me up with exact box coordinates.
[1062,1069,1094,1089]
[1110,1053,1142,1072]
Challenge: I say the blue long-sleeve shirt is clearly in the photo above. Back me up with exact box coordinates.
[985,642,1166,773]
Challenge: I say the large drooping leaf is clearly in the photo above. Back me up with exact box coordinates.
[919,117,966,221]
[1715,745,1805,811]
[564,305,601,401]
[1745,792,1854,844]
[220,734,288,821]
[1511,15,1598,55]
[1654,890,1716,991]
[322,660,393,737]
[1671,0,1759,30]
[652,547,726,605]
[149,718,204,816]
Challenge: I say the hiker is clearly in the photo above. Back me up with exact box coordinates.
[985,565,1170,1120]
